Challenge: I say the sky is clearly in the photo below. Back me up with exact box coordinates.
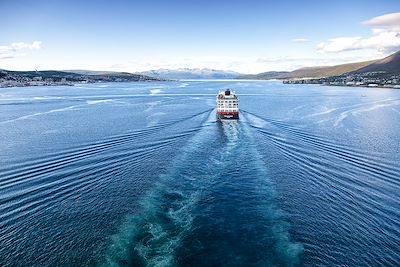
[0,0,400,74]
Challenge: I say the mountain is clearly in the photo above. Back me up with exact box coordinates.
[64,70,118,75]
[282,60,376,79]
[236,71,289,80]
[62,70,160,80]
[138,68,243,80]
[64,70,141,76]
[0,69,161,83]
[240,50,400,80]
[238,60,376,80]
[1,70,84,79]
[351,50,400,74]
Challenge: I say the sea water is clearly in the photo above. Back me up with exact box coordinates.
[0,80,399,266]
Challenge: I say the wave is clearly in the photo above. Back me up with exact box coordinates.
[100,111,217,267]
[241,110,400,189]
[150,89,163,95]
[302,98,400,126]
[86,99,115,105]
[178,83,189,88]
[101,115,303,266]
[0,131,195,231]
[0,108,213,186]
[241,110,400,265]
[0,109,213,236]
[0,105,82,124]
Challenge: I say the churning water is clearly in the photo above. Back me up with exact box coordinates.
[0,81,399,266]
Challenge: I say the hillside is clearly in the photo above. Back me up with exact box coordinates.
[236,71,289,80]
[64,70,122,75]
[240,50,400,80]
[283,60,376,79]
[351,50,400,74]
[64,70,149,76]
[0,69,162,87]
[0,69,160,82]
[239,60,377,80]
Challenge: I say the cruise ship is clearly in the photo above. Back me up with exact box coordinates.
[216,89,239,120]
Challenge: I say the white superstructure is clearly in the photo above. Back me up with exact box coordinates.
[216,89,239,119]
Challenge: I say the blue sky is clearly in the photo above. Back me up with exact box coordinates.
[1,0,400,73]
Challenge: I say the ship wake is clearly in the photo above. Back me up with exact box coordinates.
[100,115,303,266]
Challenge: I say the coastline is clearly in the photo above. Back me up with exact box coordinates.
[0,69,164,89]
[0,79,164,89]
[282,80,400,90]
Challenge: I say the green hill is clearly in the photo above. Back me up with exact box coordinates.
[239,50,400,80]
[351,50,400,74]
[0,69,161,82]
[283,60,376,79]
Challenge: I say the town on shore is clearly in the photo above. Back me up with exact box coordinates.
[283,72,400,89]
[0,70,161,88]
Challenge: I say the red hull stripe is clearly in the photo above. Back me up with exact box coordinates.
[217,111,239,115]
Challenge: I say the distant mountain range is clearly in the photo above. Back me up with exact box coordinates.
[2,50,400,86]
[236,71,290,80]
[0,69,163,88]
[349,50,400,74]
[238,50,400,80]
[137,68,243,80]
[1,69,160,82]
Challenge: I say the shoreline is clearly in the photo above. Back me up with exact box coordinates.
[282,81,400,90]
[0,79,165,89]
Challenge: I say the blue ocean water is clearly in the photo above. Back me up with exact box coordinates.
[0,80,399,266]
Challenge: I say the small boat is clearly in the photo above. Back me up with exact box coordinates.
[216,89,239,120]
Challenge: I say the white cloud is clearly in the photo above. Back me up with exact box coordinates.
[317,37,362,53]
[0,41,42,59]
[292,38,309,43]
[363,12,400,30]
[317,12,400,54]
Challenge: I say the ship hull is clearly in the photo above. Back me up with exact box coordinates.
[217,111,239,120]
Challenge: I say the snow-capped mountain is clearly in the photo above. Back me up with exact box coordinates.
[137,68,243,80]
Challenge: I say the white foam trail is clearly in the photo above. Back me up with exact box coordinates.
[221,120,240,147]
[146,112,167,127]
[0,105,81,125]
[178,83,189,88]
[307,107,339,117]
[0,97,59,102]
[309,98,399,121]
[33,96,64,100]
[86,99,113,105]
[245,113,268,128]
[150,89,163,95]
[352,100,400,115]
[334,99,400,127]
[241,118,304,264]
[101,114,212,267]
[144,101,161,112]
[102,111,303,266]
[334,111,350,127]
